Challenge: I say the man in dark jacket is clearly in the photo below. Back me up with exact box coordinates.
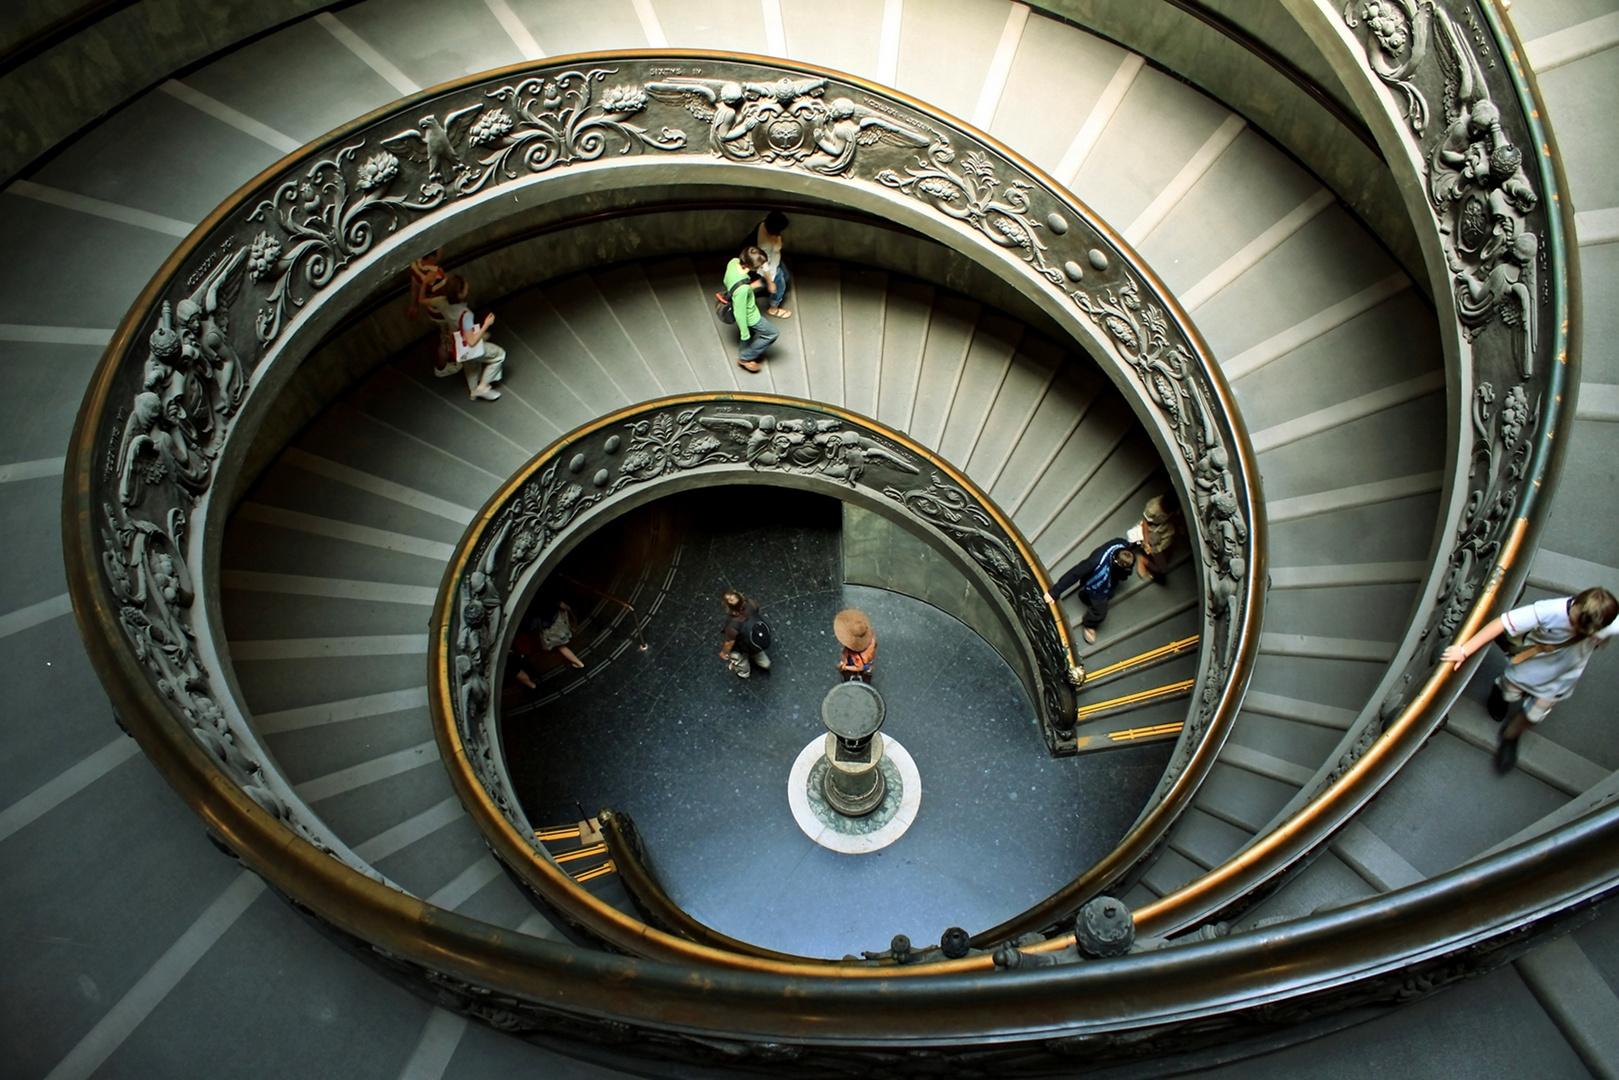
[1044,539,1137,644]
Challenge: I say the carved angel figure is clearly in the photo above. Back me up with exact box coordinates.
[455,527,507,721]
[1453,229,1538,376]
[1413,4,1542,366]
[644,79,761,159]
[803,97,935,176]
[175,247,247,423]
[101,501,206,716]
[117,304,215,508]
[1430,99,1535,223]
[810,428,921,485]
[1191,443,1248,609]
[700,412,833,469]
[645,76,831,161]
[383,104,486,186]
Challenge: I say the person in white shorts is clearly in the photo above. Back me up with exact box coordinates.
[1441,587,1619,772]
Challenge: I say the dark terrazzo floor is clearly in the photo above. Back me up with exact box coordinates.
[502,487,1174,959]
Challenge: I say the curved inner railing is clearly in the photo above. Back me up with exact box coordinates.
[433,393,1086,957]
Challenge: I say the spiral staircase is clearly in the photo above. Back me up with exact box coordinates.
[5,0,1619,1076]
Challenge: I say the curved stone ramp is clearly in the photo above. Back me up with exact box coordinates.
[218,255,1190,936]
[13,0,1619,1074]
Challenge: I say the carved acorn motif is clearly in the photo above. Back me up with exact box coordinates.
[599,86,647,115]
[467,108,515,144]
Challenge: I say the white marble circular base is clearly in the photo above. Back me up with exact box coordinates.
[787,735,921,853]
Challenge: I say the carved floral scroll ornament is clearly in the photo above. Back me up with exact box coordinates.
[877,149,1066,288]
[882,474,1073,729]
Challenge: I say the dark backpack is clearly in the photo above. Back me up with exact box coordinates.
[714,275,755,325]
[742,613,771,651]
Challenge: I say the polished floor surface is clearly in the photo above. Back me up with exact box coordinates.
[503,488,1173,958]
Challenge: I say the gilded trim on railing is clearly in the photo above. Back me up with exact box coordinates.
[51,12,1602,1063]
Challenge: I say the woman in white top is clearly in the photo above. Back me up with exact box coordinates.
[439,274,505,401]
[1441,587,1619,772]
[753,211,792,318]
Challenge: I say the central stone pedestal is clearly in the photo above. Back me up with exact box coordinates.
[820,682,887,816]
[788,681,921,853]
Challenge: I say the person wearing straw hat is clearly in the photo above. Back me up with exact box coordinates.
[835,608,877,682]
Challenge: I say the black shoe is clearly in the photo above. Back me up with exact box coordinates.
[1495,736,1519,773]
[1487,682,1508,722]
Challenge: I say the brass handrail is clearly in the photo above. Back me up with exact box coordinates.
[54,13,1593,1063]
[598,808,834,963]
[1073,680,1196,724]
[1076,635,1200,690]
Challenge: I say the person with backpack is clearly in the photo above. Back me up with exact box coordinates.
[1043,538,1139,645]
[719,590,772,679]
[1441,587,1619,772]
[722,246,779,373]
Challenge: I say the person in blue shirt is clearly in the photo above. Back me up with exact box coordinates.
[1043,538,1138,644]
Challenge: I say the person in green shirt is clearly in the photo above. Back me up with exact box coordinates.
[724,246,779,372]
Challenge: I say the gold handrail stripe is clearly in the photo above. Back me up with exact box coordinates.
[1073,680,1196,721]
[1108,723,1185,741]
[66,46,1266,987]
[552,843,609,864]
[1081,636,1200,683]
[572,860,617,883]
[430,389,1095,967]
[535,826,583,842]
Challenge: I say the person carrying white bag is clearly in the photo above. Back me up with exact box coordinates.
[441,273,505,401]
